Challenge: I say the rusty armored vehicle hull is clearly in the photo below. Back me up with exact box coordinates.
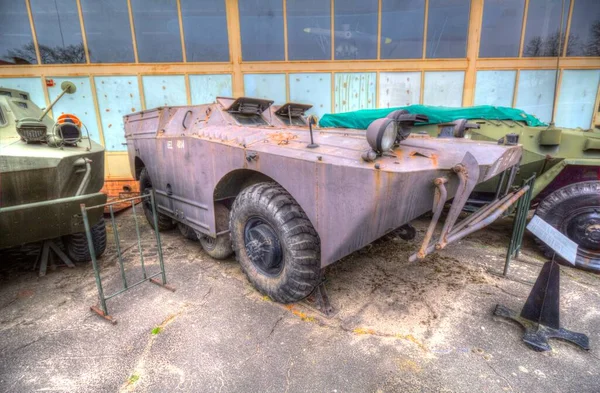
[0,82,106,263]
[125,98,523,303]
[320,106,600,273]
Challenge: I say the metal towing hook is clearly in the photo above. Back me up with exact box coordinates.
[410,152,530,262]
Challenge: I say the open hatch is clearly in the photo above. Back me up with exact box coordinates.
[275,103,312,126]
[224,97,273,126]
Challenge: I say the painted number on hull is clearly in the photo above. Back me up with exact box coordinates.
[167,140,185,149]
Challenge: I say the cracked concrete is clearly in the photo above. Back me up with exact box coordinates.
[0,210,598,392]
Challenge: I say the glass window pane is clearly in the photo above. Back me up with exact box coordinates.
[289,73,332,118]
[426,0,470,58]
[556,70,600,129]
[379,72,421,107]
[334,0,378,60]
[142,75,187,108]
[334,73,376,112]
[81,0,134,63]
[0,1,37,65]
[474,70,516,107]
[423,71,465,107]
[522,0,570,57]
[239,0,284,61]
[243,74,286,104]
[181,0,229,62]
[566,0,600,56]
[131,0,182,62]
[30,0,85,64]
[479,0,525,58]
[380,0,425,59]
[515,70,556,123]
[287,0,331,60]
[190,74,232,104]
[94,76,141,151]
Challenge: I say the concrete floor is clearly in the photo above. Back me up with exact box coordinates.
[0,210,598,393]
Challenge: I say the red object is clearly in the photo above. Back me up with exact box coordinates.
[57,113,82,127]
[45,79,55,87]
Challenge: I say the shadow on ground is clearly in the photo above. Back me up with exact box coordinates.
[0,210,598,392]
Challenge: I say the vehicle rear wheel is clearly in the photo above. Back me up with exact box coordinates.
[229,182,321,303]
[139,168,175,231]
[64,219,107,262]
[198,204,233,260]
[177,223,198,240]
[536,181,600,273]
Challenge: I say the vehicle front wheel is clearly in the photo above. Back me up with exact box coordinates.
[139,168,175,231]
[229,182,321,303]
[536,181,600,273]
[64,218,107,262]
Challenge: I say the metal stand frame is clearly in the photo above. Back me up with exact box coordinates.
[503,174,536,276]
[35,240,75,277]
[494,259,590,352]
[80,190,175,324]
[303,279,336,317]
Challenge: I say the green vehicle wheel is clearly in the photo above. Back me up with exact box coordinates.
[536,181,600,273]
[63,219,107,263]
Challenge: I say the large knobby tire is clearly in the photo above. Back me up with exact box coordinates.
[64,219,107,262]
[198,204,233,260]
[139,168,175,231]
[229,182,321,303]
[536,181,600,273]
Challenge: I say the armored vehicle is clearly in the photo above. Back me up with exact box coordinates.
[320,105,600,273]
[0,82,107,262]
[125,98,524,303]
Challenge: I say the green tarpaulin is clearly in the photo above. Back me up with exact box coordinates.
[319,105,547,129]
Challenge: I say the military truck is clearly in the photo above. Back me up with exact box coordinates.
[320,105,600,273]
[124,97,525,303]
[0,81,107,263]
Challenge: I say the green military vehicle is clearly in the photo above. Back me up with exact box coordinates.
[0,81,107,264]
[320,105,600,273]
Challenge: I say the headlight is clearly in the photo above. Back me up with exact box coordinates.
[16,120,47,143]
[386,109,412,141]
[48,114,82,147]
[366,118,397,153]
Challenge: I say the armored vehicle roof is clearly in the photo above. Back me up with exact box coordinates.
[125,97,521,184]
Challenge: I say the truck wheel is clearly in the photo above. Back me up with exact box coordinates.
[199,204,233,259]
[139,168,175,231]
[64,219,107,262]
[536,181,600,273]
[177,223,198,240]
[229,182,321,303]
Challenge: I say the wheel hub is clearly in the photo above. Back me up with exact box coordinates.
[565,209,600,252]
[244,217,283,276]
